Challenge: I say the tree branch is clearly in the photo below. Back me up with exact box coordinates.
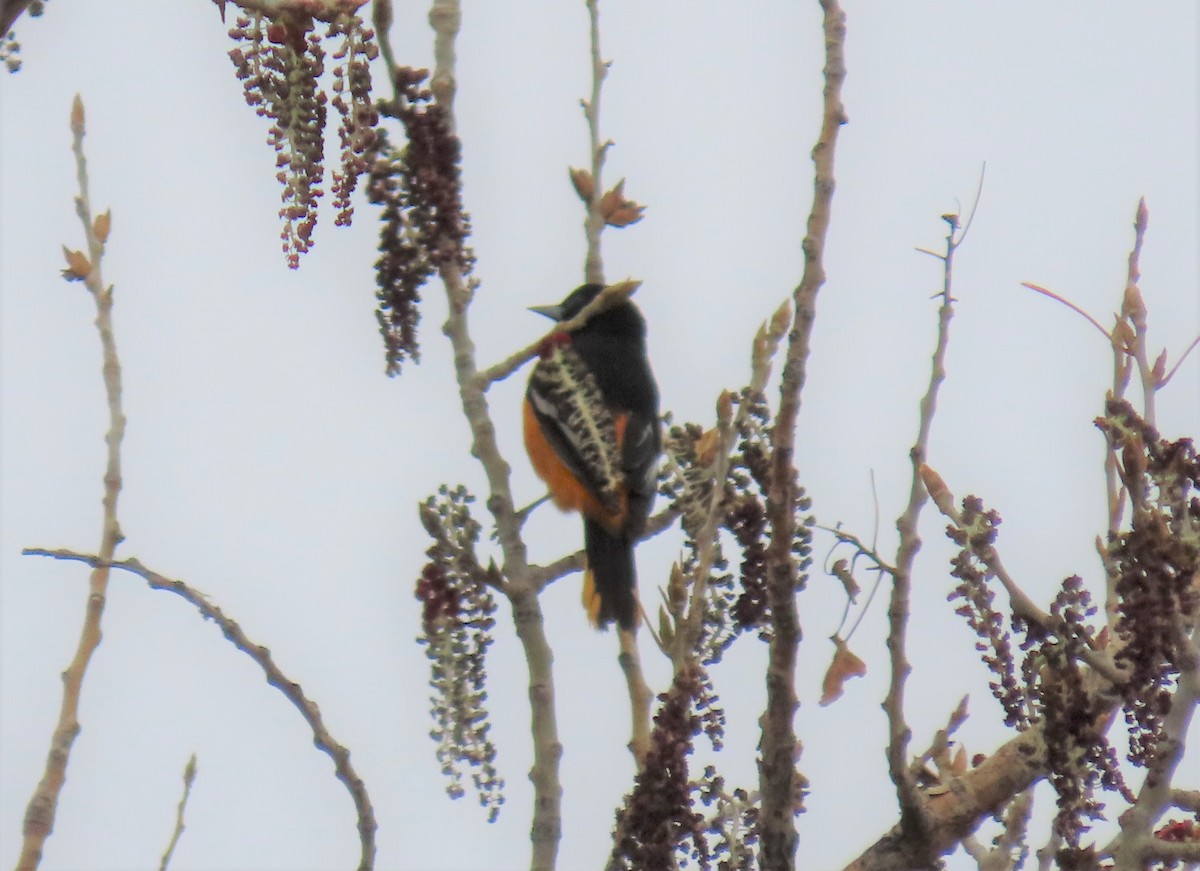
[158,753,197,871]
[581,0,610,286]
[0,0,33,38]
[23,548,378,871]
[17,95,126,871]
[757,2,846,866]
[420,2,563,867]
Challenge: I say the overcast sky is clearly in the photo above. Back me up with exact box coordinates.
[1,2,1197,870]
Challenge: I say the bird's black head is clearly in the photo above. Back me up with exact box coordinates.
[528,284,605,323]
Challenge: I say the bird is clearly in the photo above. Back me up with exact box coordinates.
[523,283,661,631]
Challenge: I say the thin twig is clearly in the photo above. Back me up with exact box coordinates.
[23,548,378,871]
[17,95,126,871]
[885,208,964,860]
[1159,332,1200,388]
[158,753,197,871]
[617,629,652,766]
[1021,282,1114,343]
[758,2,847,866]
[1122,198,1155,427]
[581,0,610,286]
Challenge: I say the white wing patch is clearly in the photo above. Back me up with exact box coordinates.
[529,342,624,515]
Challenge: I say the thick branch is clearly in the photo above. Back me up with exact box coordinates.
[757,2,847,867]
[422,3,562,866]
[843,727,1049,871]
[0,0,32,38]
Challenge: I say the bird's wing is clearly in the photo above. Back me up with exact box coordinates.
[527,343,625,516]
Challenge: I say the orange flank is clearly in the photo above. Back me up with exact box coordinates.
[522,398,631,627]
[522,398,629,533]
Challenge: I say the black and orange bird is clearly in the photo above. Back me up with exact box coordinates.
[523,283,661,631]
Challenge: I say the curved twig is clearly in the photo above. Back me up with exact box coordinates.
[23,548,378,871]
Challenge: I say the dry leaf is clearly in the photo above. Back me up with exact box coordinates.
[598,178,625,218]
[61,246,91,282]
[597,179,646,228]
[819,636,866,706]
[832,559,860,601]
[569,167,594,203]
[93,210,111,244]
[695,427,720,467]
[605,203,645,228]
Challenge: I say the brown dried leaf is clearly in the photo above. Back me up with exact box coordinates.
[93,210,111,244]
[605,202,645,228]
[695,427,720,468]
[819,636,866,707]
[61,246,91,282]
[832,559,860,601]
[598,178,625,218]
[569,167,594,203]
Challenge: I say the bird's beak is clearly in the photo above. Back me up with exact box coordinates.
[528,304,565,321]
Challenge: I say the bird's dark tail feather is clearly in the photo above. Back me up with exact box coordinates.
[582,517,638,631]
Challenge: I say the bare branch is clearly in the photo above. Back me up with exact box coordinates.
[618,629,652,767]
[758,1,847,866]
[421,2,563,866]
[582,0,609,285]
[24,548,378,871]
[17,95,127,871]
[159,753,197,871]
[883,209,968,859]
[1021,282,1114,343]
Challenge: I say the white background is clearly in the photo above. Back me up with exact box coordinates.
[1,2,1197,869]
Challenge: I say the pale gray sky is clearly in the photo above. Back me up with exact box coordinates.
[1,3,1197,870]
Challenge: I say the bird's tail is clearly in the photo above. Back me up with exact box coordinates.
[582,517,639,631]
